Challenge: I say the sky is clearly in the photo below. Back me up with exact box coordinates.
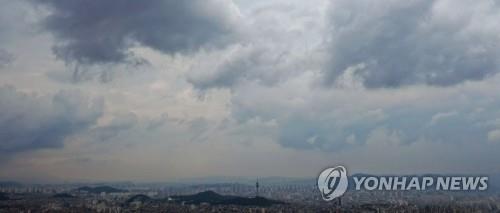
[0,0,500,182]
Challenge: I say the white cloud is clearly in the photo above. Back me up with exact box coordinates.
[429,111,458,126]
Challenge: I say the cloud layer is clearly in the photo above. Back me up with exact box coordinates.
[1,0,500,180]
[0,49,14,68]
[324,0,500,88]
[37,0,241,65]
[0,86,103,154]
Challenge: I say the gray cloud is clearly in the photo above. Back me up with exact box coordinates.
[36,0,240,65]
[187,45,272,90]
[324,0,500,88]
[0,86,103,154]
[0,0,31,40]
[91,112,138,141]
[229,75,500,153]
[2,0,500,179]
[187,0,327,90]
[0,50,14,68]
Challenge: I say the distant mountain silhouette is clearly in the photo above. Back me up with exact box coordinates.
[76,186,127,194]
[53,193,75,198]
[0,181,22,188]
[126,194,153,204]
[170,191,285,207]
[171,191,231,204]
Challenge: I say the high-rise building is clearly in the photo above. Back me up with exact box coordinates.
[256,179,260,197]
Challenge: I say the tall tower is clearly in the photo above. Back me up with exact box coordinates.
[256,178,260,197]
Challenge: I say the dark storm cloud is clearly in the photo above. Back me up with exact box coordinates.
[36,0,239,64]
[325,0,500,88]
[0,86,103,153]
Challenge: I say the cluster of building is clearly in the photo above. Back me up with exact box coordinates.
[0,182,499,212]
